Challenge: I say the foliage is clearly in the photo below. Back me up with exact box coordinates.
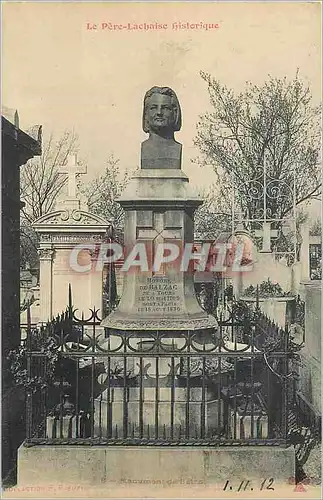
[294,296,305,329]
[243,278,291,298]
[194,282,217,314]
[20,294,36,313]
[103,262,119,316]
[223,284,234,302]
[231,299,253,323]
[195,72,321,235]
[7,330,59,393]
[310,217,322,236]
[83,154,131,242]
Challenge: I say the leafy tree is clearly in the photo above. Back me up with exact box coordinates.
[195,72,321,231]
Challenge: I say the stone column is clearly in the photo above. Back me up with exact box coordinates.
[291,261,302,295]
[38,247,54,322]
[89,249,103,314]
[232,271,244,300]
[299,223,310,280]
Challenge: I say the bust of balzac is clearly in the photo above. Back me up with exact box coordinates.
[141,86,182,169]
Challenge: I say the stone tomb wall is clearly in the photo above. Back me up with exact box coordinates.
[93,334,227,439]
[94,383,225,440]
[52,248,92,315]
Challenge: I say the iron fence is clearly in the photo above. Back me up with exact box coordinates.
[22,294,296,448]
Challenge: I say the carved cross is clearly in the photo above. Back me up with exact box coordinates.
[137,212,181,275]
[255,222,279,253]
[59,154,86,198]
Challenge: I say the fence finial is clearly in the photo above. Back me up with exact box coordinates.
[256,284,260,311]
[68,283,73,319]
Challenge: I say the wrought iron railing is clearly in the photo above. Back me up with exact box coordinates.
[22,293,295,448]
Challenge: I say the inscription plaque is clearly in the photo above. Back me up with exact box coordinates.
[137,276,182,314]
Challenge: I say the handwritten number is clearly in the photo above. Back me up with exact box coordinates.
[260,478,275,491]
[244,481,250,491]
[223,480,230,491]
[224,478,275,492]
[237,481,244,492]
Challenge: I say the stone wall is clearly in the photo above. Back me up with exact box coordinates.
[18,445,295,486]
[298,281,321,413]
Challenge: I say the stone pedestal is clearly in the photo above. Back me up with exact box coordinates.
[18,445,295,486]
[94,386,225,440]
[101,169,217,332]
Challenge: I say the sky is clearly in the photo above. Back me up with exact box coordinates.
[2,1,322,193]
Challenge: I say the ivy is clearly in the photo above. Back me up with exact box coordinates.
[7,329,60,393]
[243,278,292,298]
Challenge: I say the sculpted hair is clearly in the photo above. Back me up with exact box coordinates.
[142,87,182,133]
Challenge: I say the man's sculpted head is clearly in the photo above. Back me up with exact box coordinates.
[142,87,182,136]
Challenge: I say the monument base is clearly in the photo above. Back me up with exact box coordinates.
[18,444,295,486]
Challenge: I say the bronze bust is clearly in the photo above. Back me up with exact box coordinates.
[141,87,182,169]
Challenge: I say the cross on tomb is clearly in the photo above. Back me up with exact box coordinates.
[137,212,182,275]
[255,222,279,253]
[59,154,87,199]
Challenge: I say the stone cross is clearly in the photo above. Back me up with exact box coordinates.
[255,222,279,252]
[59,154,86,199]
[137,212,181,275]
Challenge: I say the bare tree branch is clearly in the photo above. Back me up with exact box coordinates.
[194,72,321,237]
[20,130,80,267]
[81,154,132,242]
